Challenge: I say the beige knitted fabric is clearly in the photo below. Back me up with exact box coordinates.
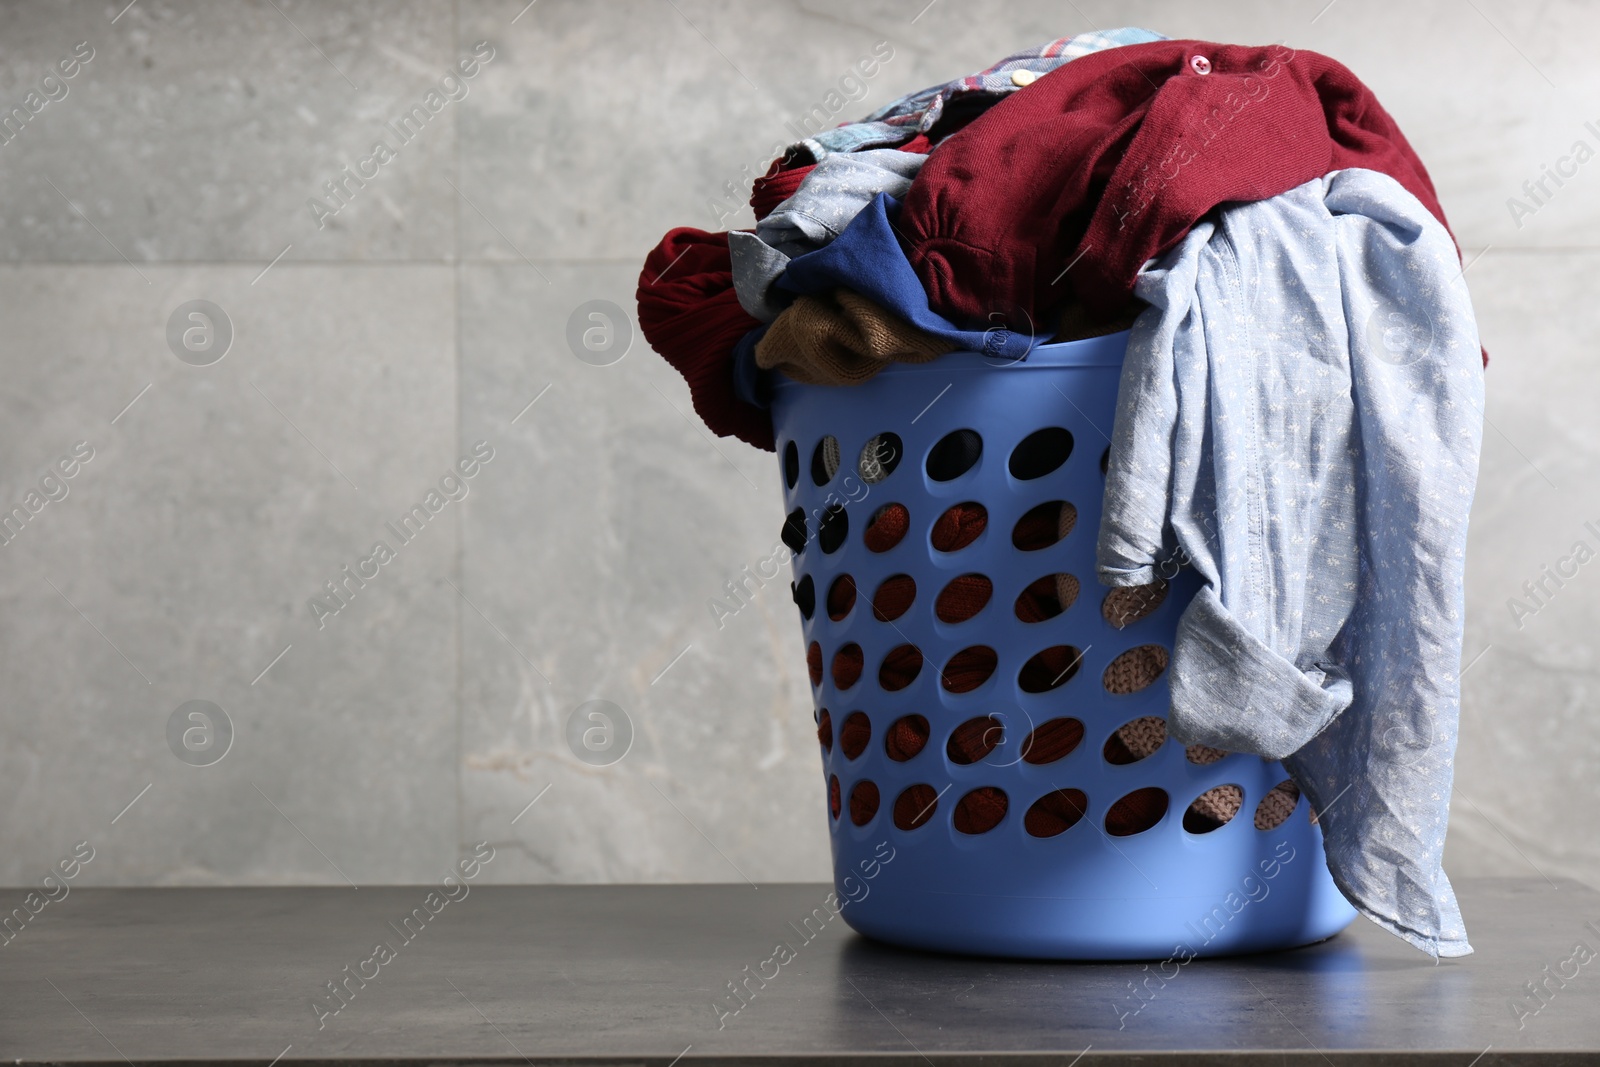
[756,288,955,385]
[1102,580,1169,629]
[1254,780,1301,830]
[1115,715,1167,759]
[1180,746,1303,829]
[1102,644,1169,694]
[1058,500,1078,539]
[1054,573,1081,614]
[1186,781,1306,829]
[1115,731,1302,830]
[1192,781,1302,831]
[1191,784,1244,824]
[1054,504,1079,606]
[1185,743,1228,765]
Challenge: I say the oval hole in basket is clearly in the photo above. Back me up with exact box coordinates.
[947,715,1004,765]
[812,435,840,486]
[1104,716,1167,765]
[1012,501,1076,550]
[826,574,855,621]
[1021,717,1085,765]
[942,645,998,693]
[893,783,939,831]
[1025,789,1088,838]
[818,504,848,554]
[1009,427,1074,480]
[930,502,987,553]
[831,643,863,690]
[839,711,871,760]
[871,574,916,622]
[1183,784,1243,834]
[926,429,982,482]
[1014,573,1079,623]
[1106,787,1168,837]
[1018,645,1082,693]
[858,432,903,484]
[935,574,992,623]
[816,709,833,752]
[1255,779,1302,831]
[849,780,880,826]
[864,503,909,553]
[953,786,1008,834]
[878,644,923,692]
[1103,644,1170,694]
[884,715,930,762]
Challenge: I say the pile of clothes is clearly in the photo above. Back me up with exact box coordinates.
[637,31,1485,959]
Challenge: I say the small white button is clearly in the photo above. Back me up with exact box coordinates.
[1190,54,1212,75]
[1010,69,1037,87]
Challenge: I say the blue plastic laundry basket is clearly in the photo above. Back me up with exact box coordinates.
[770,329,1358,960]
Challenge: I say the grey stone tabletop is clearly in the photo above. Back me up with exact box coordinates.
[2,877,1597,1064]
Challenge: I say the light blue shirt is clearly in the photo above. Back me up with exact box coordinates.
[730,149,927,322]
[1098,169,1484,958]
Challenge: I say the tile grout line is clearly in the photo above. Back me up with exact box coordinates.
[0,244,1587,273]
[0,258,659,268]
[452,0,466,875]
[0,245,1595,272]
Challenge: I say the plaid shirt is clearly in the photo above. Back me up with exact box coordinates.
[795,28,1167,161]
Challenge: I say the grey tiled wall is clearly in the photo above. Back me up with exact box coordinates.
[0,0,1595,893]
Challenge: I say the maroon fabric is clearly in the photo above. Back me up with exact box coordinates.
[827,574,857,620]
[849,780,880,825]
[934,574,992,623]
[878,645,923,691]
[1024,789,1087,837]
[894,783,938,829]
[947,716,1003,764]
[1021,718,1084,765]
[839,711,871,760]
[953,786,1007,834]
[930,502,987,552]
[900,41,1488,367]
[635,227,774,451]
[941,646,997,694]
[1018,645,1081,692]
[833,643,864,689]
[864,504,910,553]
[1011,502,1066,550]
[871,574,916,621]
[750,160,814,222]
[1105,787,1169,836]
[885,715,930,762]
[1014,574,1064,622]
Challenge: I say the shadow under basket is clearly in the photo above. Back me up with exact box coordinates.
[770,329,1358,960]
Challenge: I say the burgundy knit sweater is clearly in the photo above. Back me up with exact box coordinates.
[898,40,1484,367]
